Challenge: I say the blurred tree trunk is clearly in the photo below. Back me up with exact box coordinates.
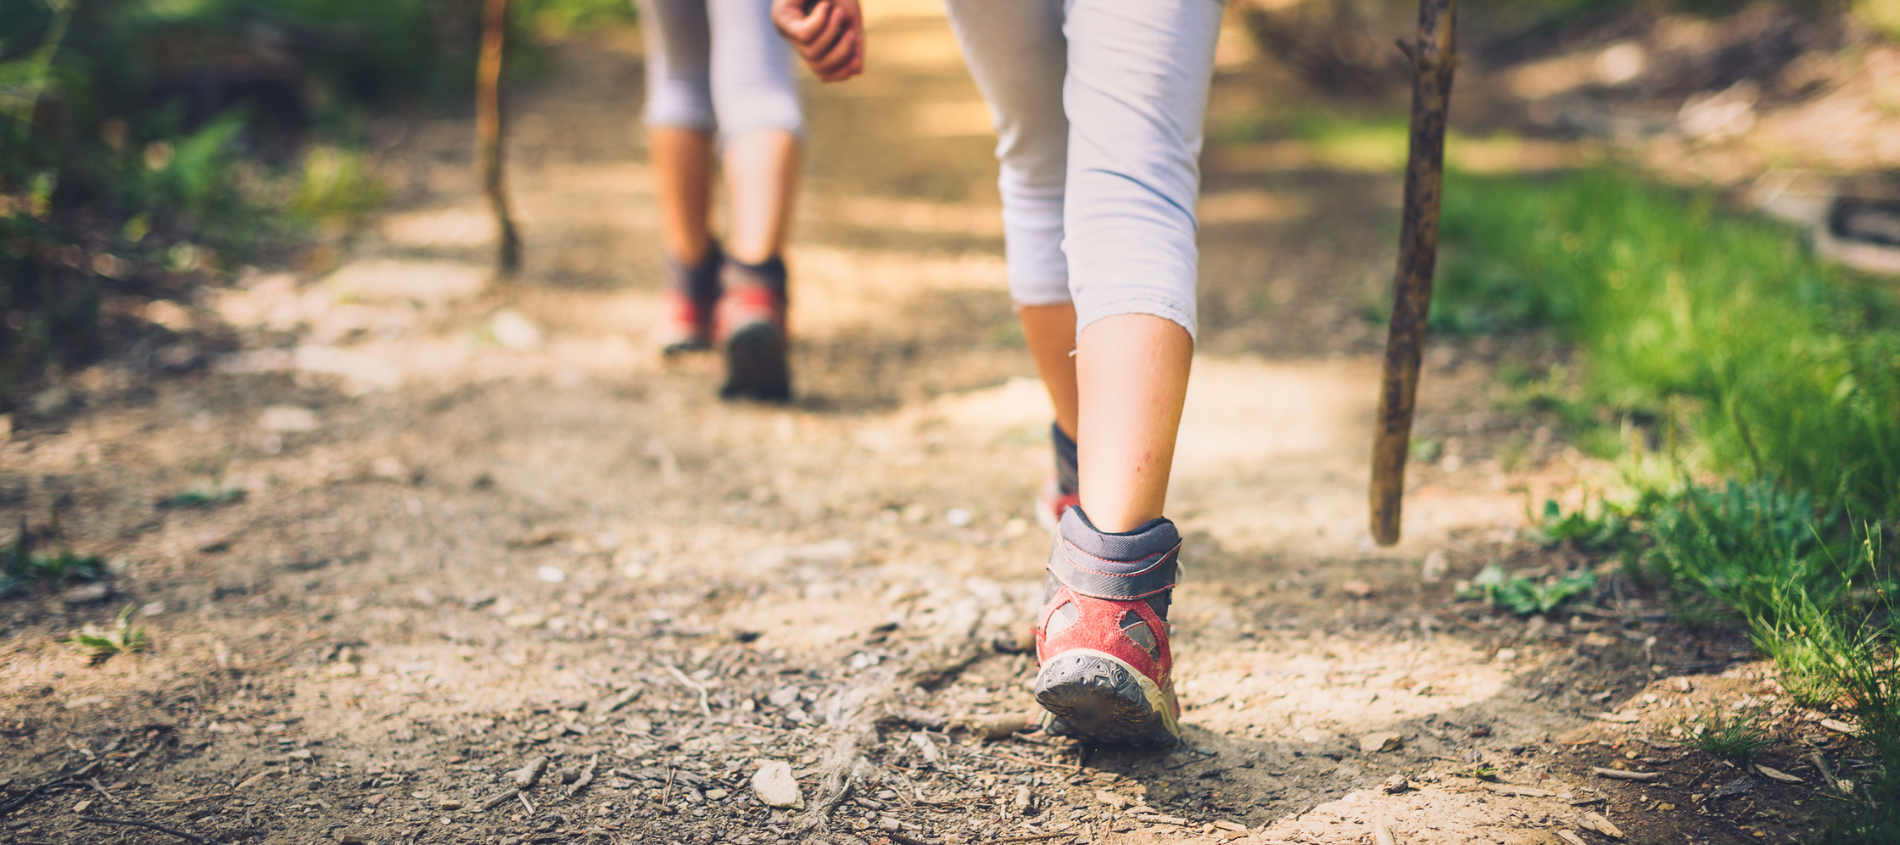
[477,0,522,276]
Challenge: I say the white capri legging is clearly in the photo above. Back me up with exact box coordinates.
[944,0,1223,339]
[638,0,804,138]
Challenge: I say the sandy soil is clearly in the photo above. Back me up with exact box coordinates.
[0,6,1852,845]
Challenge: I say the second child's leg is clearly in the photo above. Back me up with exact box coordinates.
[721,129,799,266]
[708,0,805,399]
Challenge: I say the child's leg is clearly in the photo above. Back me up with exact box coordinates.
[944,0,1077,519]
[650,129,716,265]
[705,0,805,398]
[640,0,722,352]
[720,130,799,265]
[707,0,804,266]
[1063,0,1222,529]
[1040,0,1222,746]
[1076,314,1193,531]
[1019,304,1078,439]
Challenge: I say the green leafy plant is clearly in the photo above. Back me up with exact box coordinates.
[1447,762,1500,780]
[1528,497,1640,551]
[66,604,151,665]
[1461,563,1598,615]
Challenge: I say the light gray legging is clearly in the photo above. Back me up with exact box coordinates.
[944,0,1223,339]
[638,0,803,138]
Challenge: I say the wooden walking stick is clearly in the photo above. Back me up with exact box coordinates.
[477,0,523,276]
[1369,0,1458,546]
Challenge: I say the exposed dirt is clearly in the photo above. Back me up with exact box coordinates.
[0,5,1866,845]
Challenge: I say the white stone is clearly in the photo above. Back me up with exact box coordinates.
[751,761,804,810]
[490,310,543,350]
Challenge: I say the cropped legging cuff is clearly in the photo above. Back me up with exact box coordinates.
[945,0,1222,340]
[638,0,805,139]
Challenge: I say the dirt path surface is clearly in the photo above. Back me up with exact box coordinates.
[1,7,1819,845]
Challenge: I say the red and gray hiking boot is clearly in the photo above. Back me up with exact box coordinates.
[715,256,791,401]
[660,243,722,357]
[1034,507,1182,746]
[1035,473,1080,535]
[1035,423,1081,534]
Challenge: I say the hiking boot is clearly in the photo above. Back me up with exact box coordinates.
[716,255,790,401]
[660,243,723,356]
[1035,472,1080,535]
[1036,423,1080,534]
[1033,507,1182,746]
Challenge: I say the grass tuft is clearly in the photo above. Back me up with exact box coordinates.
[1680,705,1774,762]
[66,604,151,666]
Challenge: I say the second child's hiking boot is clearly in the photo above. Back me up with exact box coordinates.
[660,243,723,356]
[716,256,791,401]
[1034,507,1182,746]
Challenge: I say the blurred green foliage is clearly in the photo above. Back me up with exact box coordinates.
[0,0,628,404]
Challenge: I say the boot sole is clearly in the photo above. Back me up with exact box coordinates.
[720,321,790,401]
[1034,649,1180,746]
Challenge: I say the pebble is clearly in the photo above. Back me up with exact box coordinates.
[1011,785,1032,814]
[259,406,319,433]
[767,686,802,708]
[535,566,567,584]
[59,583,113,605]
[1360,732,1404,753]
[490,310,544,350]
[1420,549,1449,584]
[945,508,973,527]
[751,761,805,810]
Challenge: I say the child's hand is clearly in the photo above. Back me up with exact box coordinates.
[771,0,864,82]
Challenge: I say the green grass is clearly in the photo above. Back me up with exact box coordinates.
[1439,169,1900,842]
[1680,704,1775,762]
[1438,171,1900,520]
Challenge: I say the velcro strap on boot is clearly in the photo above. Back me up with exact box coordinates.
[1047,540,1180,601]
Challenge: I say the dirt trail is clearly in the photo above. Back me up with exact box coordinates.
[2,6,1795,845]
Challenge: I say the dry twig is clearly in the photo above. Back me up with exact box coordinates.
[661,664,712,717]
[0,760,101,816]
[78,815,217,845]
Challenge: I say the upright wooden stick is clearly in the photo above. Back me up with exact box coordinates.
[1369,0,1458,547]
[478,0,522,276]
